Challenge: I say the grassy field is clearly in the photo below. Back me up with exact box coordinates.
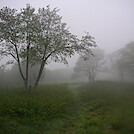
[0,81,134,134]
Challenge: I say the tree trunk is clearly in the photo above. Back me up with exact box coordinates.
[25,45,30,90]
[15,45,26,88]
[34,60,45,89]
[33,44,56,89]
[25,25,30,90]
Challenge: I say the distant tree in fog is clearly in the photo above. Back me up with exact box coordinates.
[0,4,96,90]
[110,41,134,82]
[109,51,125,81]
[73,48,104,82]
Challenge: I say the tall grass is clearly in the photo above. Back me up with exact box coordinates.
[0,81,134,134]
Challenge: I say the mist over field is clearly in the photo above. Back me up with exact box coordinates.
[0,0,134,134]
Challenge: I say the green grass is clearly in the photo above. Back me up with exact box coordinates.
[0,82,134,134]
[75,81,134,134]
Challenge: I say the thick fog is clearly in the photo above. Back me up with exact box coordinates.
[0,0,134,69]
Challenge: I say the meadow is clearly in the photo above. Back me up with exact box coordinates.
[0,81,134,134]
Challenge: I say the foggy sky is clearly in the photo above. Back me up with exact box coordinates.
[0,0,134,69]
